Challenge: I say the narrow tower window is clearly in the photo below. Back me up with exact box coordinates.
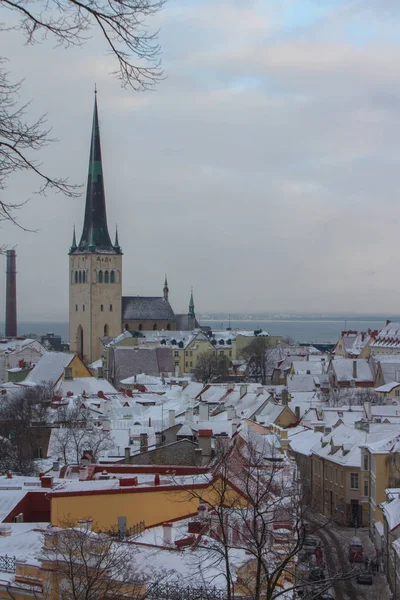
[101,305,104,312]
[98,270,103,283]
[104,324,109,336]
[110,271,115,283]
[75,271,78,284]
[109,304,113,312]
[79,271,82,284]
[82,271,86,284]
[104,270,109,283]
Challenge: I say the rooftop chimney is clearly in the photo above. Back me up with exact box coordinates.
[5,249,17,337]
[352,360,357,380]
[140,432,148,453]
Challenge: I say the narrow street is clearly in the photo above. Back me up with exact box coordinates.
[309,516,392,600]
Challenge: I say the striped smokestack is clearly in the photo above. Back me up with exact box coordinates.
[5,249,17,337]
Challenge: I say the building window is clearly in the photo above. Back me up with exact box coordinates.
[185,351,188,357]
[101,305,104,312]
[190,361,193,367]
[82,305,85,312]
[153,323,157,331]
[125,323,130,331]
[167,324,171,331]
[104,324,109,336]
[364,480,369,497]
[350,473,359,490]
[138,324,143,331]
[395,390,400,397]
[78,271,82,284]
[75,304,78,312]
[74,271,78,284]
[174,351,179,358]
[185,361,188,367]
[110,270,115,283]
[104,270,109,284]
[82,270,86,284]
[340,470,344,486]
[98,270,103,283]
[329,466,332,482]
[190,351,192,357]
[363,454,369,471]
[335,469,338,484]
[110,304,113,312]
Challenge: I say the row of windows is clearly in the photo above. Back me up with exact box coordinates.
[71,270,121,284]
[316,462,361,490]
[75,304,113,312]
[124,323,171,332]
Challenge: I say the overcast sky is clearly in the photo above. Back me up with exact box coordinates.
[1,0,400,321]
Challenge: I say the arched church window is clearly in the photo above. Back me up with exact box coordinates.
[110,271,115,283]
[98,270,103,283]
[82,271,86,284]
[153,323,158,331]
[104,270,109,284]
[104,324,109,336]
[75,271,78,284]
[116,270,121,283]
[78,271,82,284]
[138,324,143,331]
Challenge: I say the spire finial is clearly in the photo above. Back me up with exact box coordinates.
[70,224,77,253]
[114,224,121,252]
[188,287,195,318]
[94,83,97,95]
[163,273,169,301]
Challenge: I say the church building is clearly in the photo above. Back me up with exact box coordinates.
[69,94,197,363]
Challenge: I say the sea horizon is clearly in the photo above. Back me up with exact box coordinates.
[0,314,391,344]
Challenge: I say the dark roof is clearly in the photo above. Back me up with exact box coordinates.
[73,95,119,255]
[110,346,175,384]
[122,296,175,321]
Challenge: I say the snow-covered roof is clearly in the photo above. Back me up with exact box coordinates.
[329,358,374,382]
[25,351,75,386]
[287,374,318,392]
[57,377,118,397]
[375,381,400,393]
[381,498,400,531]
[288,427,322,456]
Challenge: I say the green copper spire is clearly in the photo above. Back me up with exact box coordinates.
[163,274,169,301]
[75,91,115,254]
[188,287,195,318]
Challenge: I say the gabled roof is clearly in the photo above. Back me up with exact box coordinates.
[25,351,75,386]
[122,297,175,321]
[329,358,374,382]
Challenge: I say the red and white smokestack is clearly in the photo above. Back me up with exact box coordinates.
[5,249,17,337]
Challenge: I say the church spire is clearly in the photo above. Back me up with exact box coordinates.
[188,287,195,318]
[114,225,121,253]
[76,91,115,254]
[70,225,77,253]
[163,274,169,301]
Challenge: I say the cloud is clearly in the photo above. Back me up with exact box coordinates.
[1,0,400,325]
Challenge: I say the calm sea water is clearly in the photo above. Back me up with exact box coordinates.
[0,318,387,344]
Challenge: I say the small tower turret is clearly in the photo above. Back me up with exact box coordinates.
[188,287,195,318]
[163,274,169,301]
[70,226,77,253]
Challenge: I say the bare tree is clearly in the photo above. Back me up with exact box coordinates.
[52,398,113,464]
[0,383,52,473]
[193,351,230,384]
[240,336,275,385]
[40,518,165,599]
[329,387,384,407]
[177,433,360,600]
[1,0,164,224]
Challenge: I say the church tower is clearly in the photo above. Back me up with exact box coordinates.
[69,92,122,363]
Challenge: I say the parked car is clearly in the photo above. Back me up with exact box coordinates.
[357,572,373,585]
[348,536,363,563]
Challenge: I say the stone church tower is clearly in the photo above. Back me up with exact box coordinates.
[69,93,122,363]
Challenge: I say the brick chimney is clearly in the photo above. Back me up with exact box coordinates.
[198,429,212,462]
[5,249,17,337]
[352,360,357,379]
